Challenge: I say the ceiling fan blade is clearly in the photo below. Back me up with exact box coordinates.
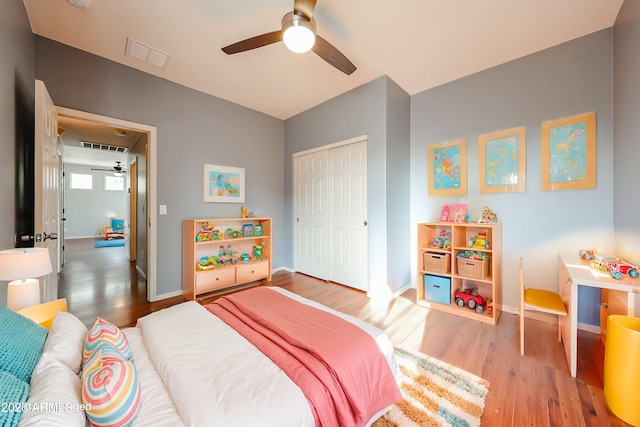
[293,0,317,21]
[312,35,356,75]
[222,31,282,55]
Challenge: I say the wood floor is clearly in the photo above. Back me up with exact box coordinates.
[59,238,629,427]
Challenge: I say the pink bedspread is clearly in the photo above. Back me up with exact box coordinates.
[206,287,401,427]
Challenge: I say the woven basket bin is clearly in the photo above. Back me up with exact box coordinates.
[423,252,451,274]
[457,257,489,279]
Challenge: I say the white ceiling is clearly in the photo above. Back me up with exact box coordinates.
[23,0,624,120]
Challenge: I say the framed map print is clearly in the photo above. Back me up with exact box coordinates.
[541,112,596,191]
[479,126,526,193]
[428,138,467,196]
[203,164,246,203]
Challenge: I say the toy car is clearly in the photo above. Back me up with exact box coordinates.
[454,287,485,314]
[591,254,639,280]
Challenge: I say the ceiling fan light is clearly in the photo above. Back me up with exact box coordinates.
[113,172,124,177]
[281,12,316,54]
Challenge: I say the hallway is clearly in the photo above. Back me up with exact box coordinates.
[58,238,183,327]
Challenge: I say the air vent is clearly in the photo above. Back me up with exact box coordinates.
[80,141,128,153]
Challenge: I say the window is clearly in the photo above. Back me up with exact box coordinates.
[70,173,93,190]
[105,175,124,191]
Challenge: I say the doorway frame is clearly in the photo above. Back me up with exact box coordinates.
[56,106,159,302]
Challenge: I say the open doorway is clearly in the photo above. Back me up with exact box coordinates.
[56,107,158,302]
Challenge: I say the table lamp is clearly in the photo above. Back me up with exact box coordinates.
[0,248,52,310]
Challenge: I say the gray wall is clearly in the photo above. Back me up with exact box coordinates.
[613,1,640,267]
[410,29,614,325]
[63,164,127,238]
[284,76,411,297]
[34,37,284,296]
[385,78,411,293]
[0,0,35,306]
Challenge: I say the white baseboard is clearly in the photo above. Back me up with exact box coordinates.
[154,289,183,301]
[136,265,146,280]
[272,266,295,274]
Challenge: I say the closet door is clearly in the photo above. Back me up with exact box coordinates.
[328,141,367,291]
[293,139,368,291]
[293,150,329,280]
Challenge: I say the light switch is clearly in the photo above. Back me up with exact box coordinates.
[159,205,167,215]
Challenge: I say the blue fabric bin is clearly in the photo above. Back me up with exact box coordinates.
[424,274,451,305]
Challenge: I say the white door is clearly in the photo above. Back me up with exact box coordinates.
[35,80,59,302]
[293,150,329,280]
[293,138,368,291]
[328,141,367,290]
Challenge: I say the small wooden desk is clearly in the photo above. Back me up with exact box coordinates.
[558,253,640,378]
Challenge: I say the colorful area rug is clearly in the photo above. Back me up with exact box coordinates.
[94,239,124,248]
[373,347,489,427]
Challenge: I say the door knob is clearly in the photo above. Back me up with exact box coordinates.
[44,232,58,241]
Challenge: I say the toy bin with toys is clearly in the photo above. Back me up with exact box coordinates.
[457,251,490,279]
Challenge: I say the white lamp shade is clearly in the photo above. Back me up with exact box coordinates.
[7,278,41,311]
[281,13,316,54]
[0,248,53,281]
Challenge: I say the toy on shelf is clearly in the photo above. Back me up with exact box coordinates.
[226,228,242,239]
[253,244,263,261]
[454,284,486,314]
[469,231,490,249]
[579,249,595,260]
[254,224,263,237]
[243,223,254,238]
[430,229,452,249]
[197,256,218,271]
[486,298,493,315]
[448,204,467,223]
[478,207,498,224]
[196,222,214,242]
[240,206,255,218]
[457,250,488,261]
[591,253,639,280]
[240,253,251,264]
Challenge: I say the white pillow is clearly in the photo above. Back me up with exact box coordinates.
[18,353,86,427]
[42,311,88,375]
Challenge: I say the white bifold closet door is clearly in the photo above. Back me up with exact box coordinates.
[293,138,368,291]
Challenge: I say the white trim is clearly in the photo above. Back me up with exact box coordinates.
[577,322,600,334]
[292,134,368,158]
[56,107,158,302]
[370,283,412,302]
[155,290,183,300]
[136,265,147,280]
[273,266,295,273]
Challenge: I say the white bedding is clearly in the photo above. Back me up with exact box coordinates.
[128,287,398,427]
[123,328,184,427]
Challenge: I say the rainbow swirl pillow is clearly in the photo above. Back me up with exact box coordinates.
[83,317,133,364]
[82,350,140,427]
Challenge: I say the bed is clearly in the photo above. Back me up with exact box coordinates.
[1,286,402,427]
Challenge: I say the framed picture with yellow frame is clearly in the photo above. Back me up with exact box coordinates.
[541,112,596,191]
[479,126,526,194]
[428,138,467,196]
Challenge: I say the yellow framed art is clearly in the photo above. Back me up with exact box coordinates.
[428,138,467,196]
[541,112,596,191]
[479,126,526,194]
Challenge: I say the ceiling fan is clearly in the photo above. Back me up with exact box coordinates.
[221,0,356,75]
[91,161,127,175]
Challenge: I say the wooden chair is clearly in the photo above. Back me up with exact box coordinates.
[519,257,567,355]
